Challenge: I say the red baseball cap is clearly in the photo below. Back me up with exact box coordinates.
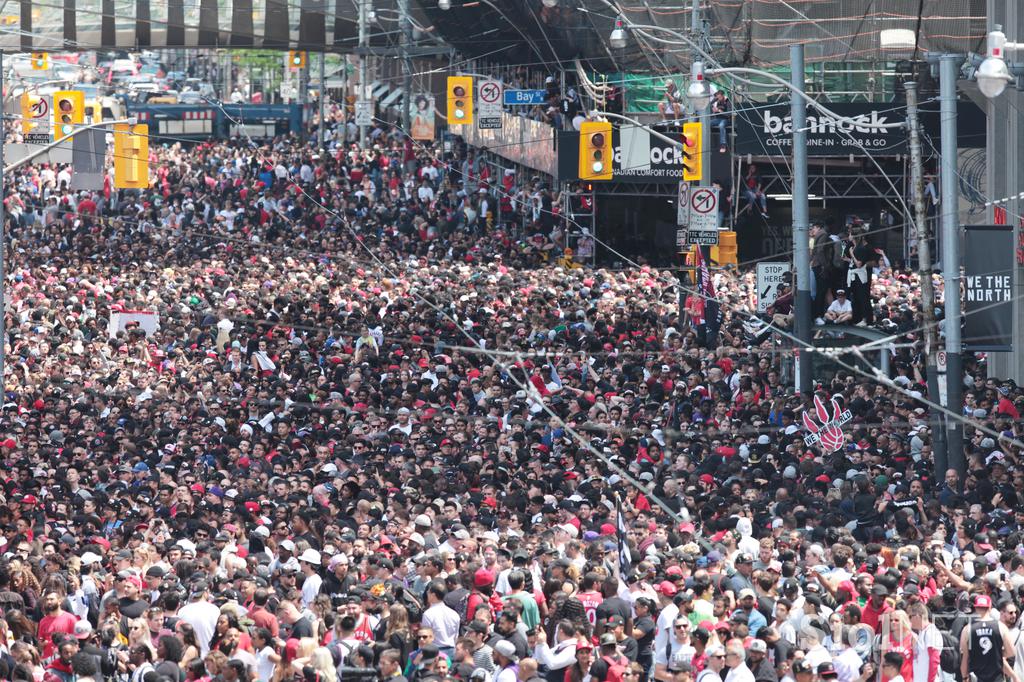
[975,594,993,609]
[655,581,677,596]
[474,568,495,587]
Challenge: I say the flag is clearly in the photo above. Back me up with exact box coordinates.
[694,247,722,340]
[549,363,563,388]
[616,493,632,570]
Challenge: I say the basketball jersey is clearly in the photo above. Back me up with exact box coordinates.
[969,618,1004,682]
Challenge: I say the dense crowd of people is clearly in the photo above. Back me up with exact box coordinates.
[0,108,1018,682]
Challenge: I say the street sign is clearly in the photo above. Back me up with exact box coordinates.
[677,181,689,226]
[354,100,373,126]
[504,89,547,106]
[686,230,720,246]
[477,80,503,129]
[937,349,948,407]
[688,186,719,231]
[676,229,687,247]
[23,94,51,144]
[756,262,790,312]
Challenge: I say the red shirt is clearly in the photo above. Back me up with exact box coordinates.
[578,591,602,627]
[861,598,892,633]
[38,609,77,658]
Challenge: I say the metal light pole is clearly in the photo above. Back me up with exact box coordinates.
[939,54,964,473]
[0,51,5,390]
[358,0,368,147]
[398,0,414,136]
[319,53,326,149]
[905,80,948,474]
[791,44,812,395]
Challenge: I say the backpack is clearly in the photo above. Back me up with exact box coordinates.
[601,655,628,682]
[939,629,960,674]
[444,587,471,629]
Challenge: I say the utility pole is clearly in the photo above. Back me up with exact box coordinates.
[358,0,368,147]
[906,80,948,474]
[398,0,414,136]
[0,51,5,389]
[791,44,812,395]
[319,52,326,149]
[299,58,308,141]
[940,54,965,474]
[692,0,710,184]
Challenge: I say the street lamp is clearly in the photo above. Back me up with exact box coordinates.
[976,26,1020,98]
[438,0,451,9]
[609,18,627,49]
[542,0,559,7]
[687,61,711,109]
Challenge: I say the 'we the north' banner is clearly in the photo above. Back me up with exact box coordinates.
[963,225,1014,351]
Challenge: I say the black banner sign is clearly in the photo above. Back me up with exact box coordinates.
[963,225,1014,351]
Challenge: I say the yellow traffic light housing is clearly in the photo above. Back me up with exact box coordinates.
[288,51,307,69]
[30,52,47,70]
[113,123,150,189]
[578,120,613,181]
[447,76,473,126]
[52,90,84,141]
[682,121,702,182]
[20,93,44,137]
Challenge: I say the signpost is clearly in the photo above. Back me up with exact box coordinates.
[477,78,503,130]
[354,100,373,126]
[504,89,547,106]
[756,262,790,312]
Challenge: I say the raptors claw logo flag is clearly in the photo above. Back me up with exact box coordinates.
[802,394,854,453]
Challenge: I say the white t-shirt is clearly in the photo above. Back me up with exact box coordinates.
[827,298,852,315]
[301,573,323,608]
[256,646,276,682]
[423,601,462,648]
[177,599,221,656]
[912,624,942,682]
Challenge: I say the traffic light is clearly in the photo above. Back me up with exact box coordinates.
[578,120,612,181]
[113,123,150,189]
[446,76,473,125]
[29,52,47,70]
[20,93,44,137]
[287,51,307,69]
[52,90,84,141]
[682,121,702,182]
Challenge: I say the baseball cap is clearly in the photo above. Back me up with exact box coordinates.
[655,580,678,596]
[975,594,993,609]
[473,568,495,587]
[748,640,767,653]
[818,663,838,678]
[73,620,93,640]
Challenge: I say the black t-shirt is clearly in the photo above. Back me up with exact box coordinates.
[635,615,656,659]
[290,615,315,639]
[619,636,640,662]
[118,597,149,619]
[595,597,632,628]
